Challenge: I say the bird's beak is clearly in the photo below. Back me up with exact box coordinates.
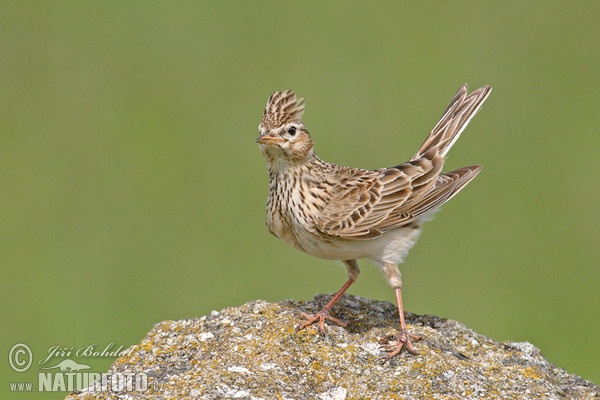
[256,132,284,145]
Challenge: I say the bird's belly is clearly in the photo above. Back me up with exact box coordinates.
[295,226,422,264]
[295,234,367,260]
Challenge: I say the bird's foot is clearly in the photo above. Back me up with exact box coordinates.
[379,329,422,358]
[296,310,348,334]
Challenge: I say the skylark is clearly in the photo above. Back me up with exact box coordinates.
[256,84,492,357]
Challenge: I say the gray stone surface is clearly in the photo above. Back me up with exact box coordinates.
[66,294,599,399]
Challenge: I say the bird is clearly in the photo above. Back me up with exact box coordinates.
[256,84,492,357]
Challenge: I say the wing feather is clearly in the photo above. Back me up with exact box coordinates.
[315,163,481,240]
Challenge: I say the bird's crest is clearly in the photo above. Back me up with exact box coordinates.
[261,90,305,131]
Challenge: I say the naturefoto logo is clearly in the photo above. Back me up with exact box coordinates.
[8,342,157,393]
[42,358,92,372]
[41,359,92,372]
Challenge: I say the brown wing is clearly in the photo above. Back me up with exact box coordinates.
[315,161,481,240]
[315,167,413,239]
[395,165,481,221]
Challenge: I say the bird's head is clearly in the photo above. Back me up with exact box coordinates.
[257,90,315,166]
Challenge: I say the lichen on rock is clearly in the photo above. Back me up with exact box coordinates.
[66,294,599,399]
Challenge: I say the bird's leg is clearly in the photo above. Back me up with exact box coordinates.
[297,260,359,334]
[379,263,421,357]
[379,287,422,357]
[297,279,353,333]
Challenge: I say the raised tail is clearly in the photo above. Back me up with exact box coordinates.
[411,84,492,161]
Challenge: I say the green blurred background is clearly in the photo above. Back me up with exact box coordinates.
[2,1,599,396]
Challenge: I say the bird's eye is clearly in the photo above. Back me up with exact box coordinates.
[287,126,297,136]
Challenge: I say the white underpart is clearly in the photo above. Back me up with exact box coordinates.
[293,224,422,265]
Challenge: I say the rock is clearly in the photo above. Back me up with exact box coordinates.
[66,294,599,399]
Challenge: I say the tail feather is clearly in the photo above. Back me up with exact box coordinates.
[412,84,492,161]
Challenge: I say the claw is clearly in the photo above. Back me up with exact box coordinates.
[296,310,348,334]
[379,330,422,358]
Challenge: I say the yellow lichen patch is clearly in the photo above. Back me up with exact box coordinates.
[521,366,542,380]
[378,393,401,399]
[139,342,154,352]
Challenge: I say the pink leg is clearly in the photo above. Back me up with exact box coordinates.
[380,287,421,357]
[297,277,354,333]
